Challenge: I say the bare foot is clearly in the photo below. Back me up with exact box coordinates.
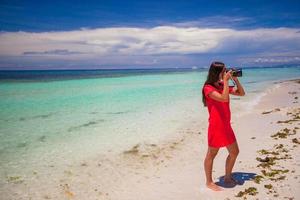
[206,182,223,191]
[224,177,238,186]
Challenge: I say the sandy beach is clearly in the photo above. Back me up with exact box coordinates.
[2,79,300,200]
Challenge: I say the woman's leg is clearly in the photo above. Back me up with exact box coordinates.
[204,146,222,191]
[224,141,239,183]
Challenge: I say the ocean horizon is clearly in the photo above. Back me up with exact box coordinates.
[0,65,299,81]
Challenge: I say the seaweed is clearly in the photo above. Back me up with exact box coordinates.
[261,169,289,178]
[262,111,273,114]
[288,91,297,95]
[235,187,258,198]
[262,108,281,115]
[270,176,286,181]
[292,138,300,144]
[274,144,284,149]
[256,156,276,168]
[283,197,295,200]
[277,119,299,124]
[271,128,295,139]
[6,176,24,184]
[257,149,279,156]
[252,175,264,184]
[280,109,300,123]
[123,144,140,154]
[68,119,105,132]
[264,184,273,190]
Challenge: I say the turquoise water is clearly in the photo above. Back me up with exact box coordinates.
[0,66,300,173]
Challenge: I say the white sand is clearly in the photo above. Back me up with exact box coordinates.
[2,79,300,200]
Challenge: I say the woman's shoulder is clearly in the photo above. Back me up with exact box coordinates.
[203,84,219,97]
[203,83,220,90]
[203,83,215,88]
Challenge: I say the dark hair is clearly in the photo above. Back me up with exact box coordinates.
[202,61,225,107]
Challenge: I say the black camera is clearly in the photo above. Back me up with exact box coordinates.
[226,68,242,77]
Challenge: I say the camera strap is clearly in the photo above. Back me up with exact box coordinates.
[230,79,236,86]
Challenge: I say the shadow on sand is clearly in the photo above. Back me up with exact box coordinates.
[215,172,257,188]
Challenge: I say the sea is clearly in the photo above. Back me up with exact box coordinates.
[1,66,300,177]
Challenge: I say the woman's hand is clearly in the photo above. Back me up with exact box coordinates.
[230,75,246,96]
[231,76,238,82]
[223,70,232,81]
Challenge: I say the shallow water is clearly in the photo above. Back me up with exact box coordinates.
[0,66,300,176]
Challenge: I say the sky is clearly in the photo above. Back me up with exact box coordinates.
[0,0,300,70]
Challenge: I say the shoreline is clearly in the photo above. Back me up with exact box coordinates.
[1,78,300,199]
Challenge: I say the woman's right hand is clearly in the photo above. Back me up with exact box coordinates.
[223,70,232,81]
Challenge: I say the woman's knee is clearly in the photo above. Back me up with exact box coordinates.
[227,143,239,157]
[206,148,219,159]
[230,147,239,157]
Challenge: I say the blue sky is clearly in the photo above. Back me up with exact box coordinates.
[0,0,300,69]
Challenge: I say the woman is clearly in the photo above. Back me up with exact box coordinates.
[202,61,245,191]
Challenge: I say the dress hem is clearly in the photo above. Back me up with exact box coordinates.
[208,139,237,148]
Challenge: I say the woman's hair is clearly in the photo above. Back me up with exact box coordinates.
[202,61,225,107]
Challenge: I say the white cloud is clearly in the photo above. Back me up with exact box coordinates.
[0,26,300,68]
[1,26,300,56]
[254,56,300,63]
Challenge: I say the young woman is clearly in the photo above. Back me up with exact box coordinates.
[202,61,245,191]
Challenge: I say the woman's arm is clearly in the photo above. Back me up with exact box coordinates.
[208,71,232,102]
[230,77,245,96]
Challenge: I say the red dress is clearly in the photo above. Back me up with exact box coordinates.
[203,83,236,148]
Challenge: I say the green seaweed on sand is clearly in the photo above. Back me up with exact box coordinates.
[270,176,286,181]
[256,156,276,168]
[262,110,273,114]
[277,119,299,124]
[273,144,289,152]
[265,183,278,197]
[271,128,295,139]
[235,187,258,198]
[6,176,24,184]
[274,144,284,149]
[262,108,280,114]
[123,144,140,154]
[264,184,273,190]
[258,145,289,156]
[256,154,291,168]
[257,162,274,168]
[283,197,295,200]
[252,175,264,184]
[292,138,300,144]
[261,169,289,178]
[281,109,300,123]
[257,149,280,156]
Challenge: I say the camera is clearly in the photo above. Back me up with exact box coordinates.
[226,68,242,77]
